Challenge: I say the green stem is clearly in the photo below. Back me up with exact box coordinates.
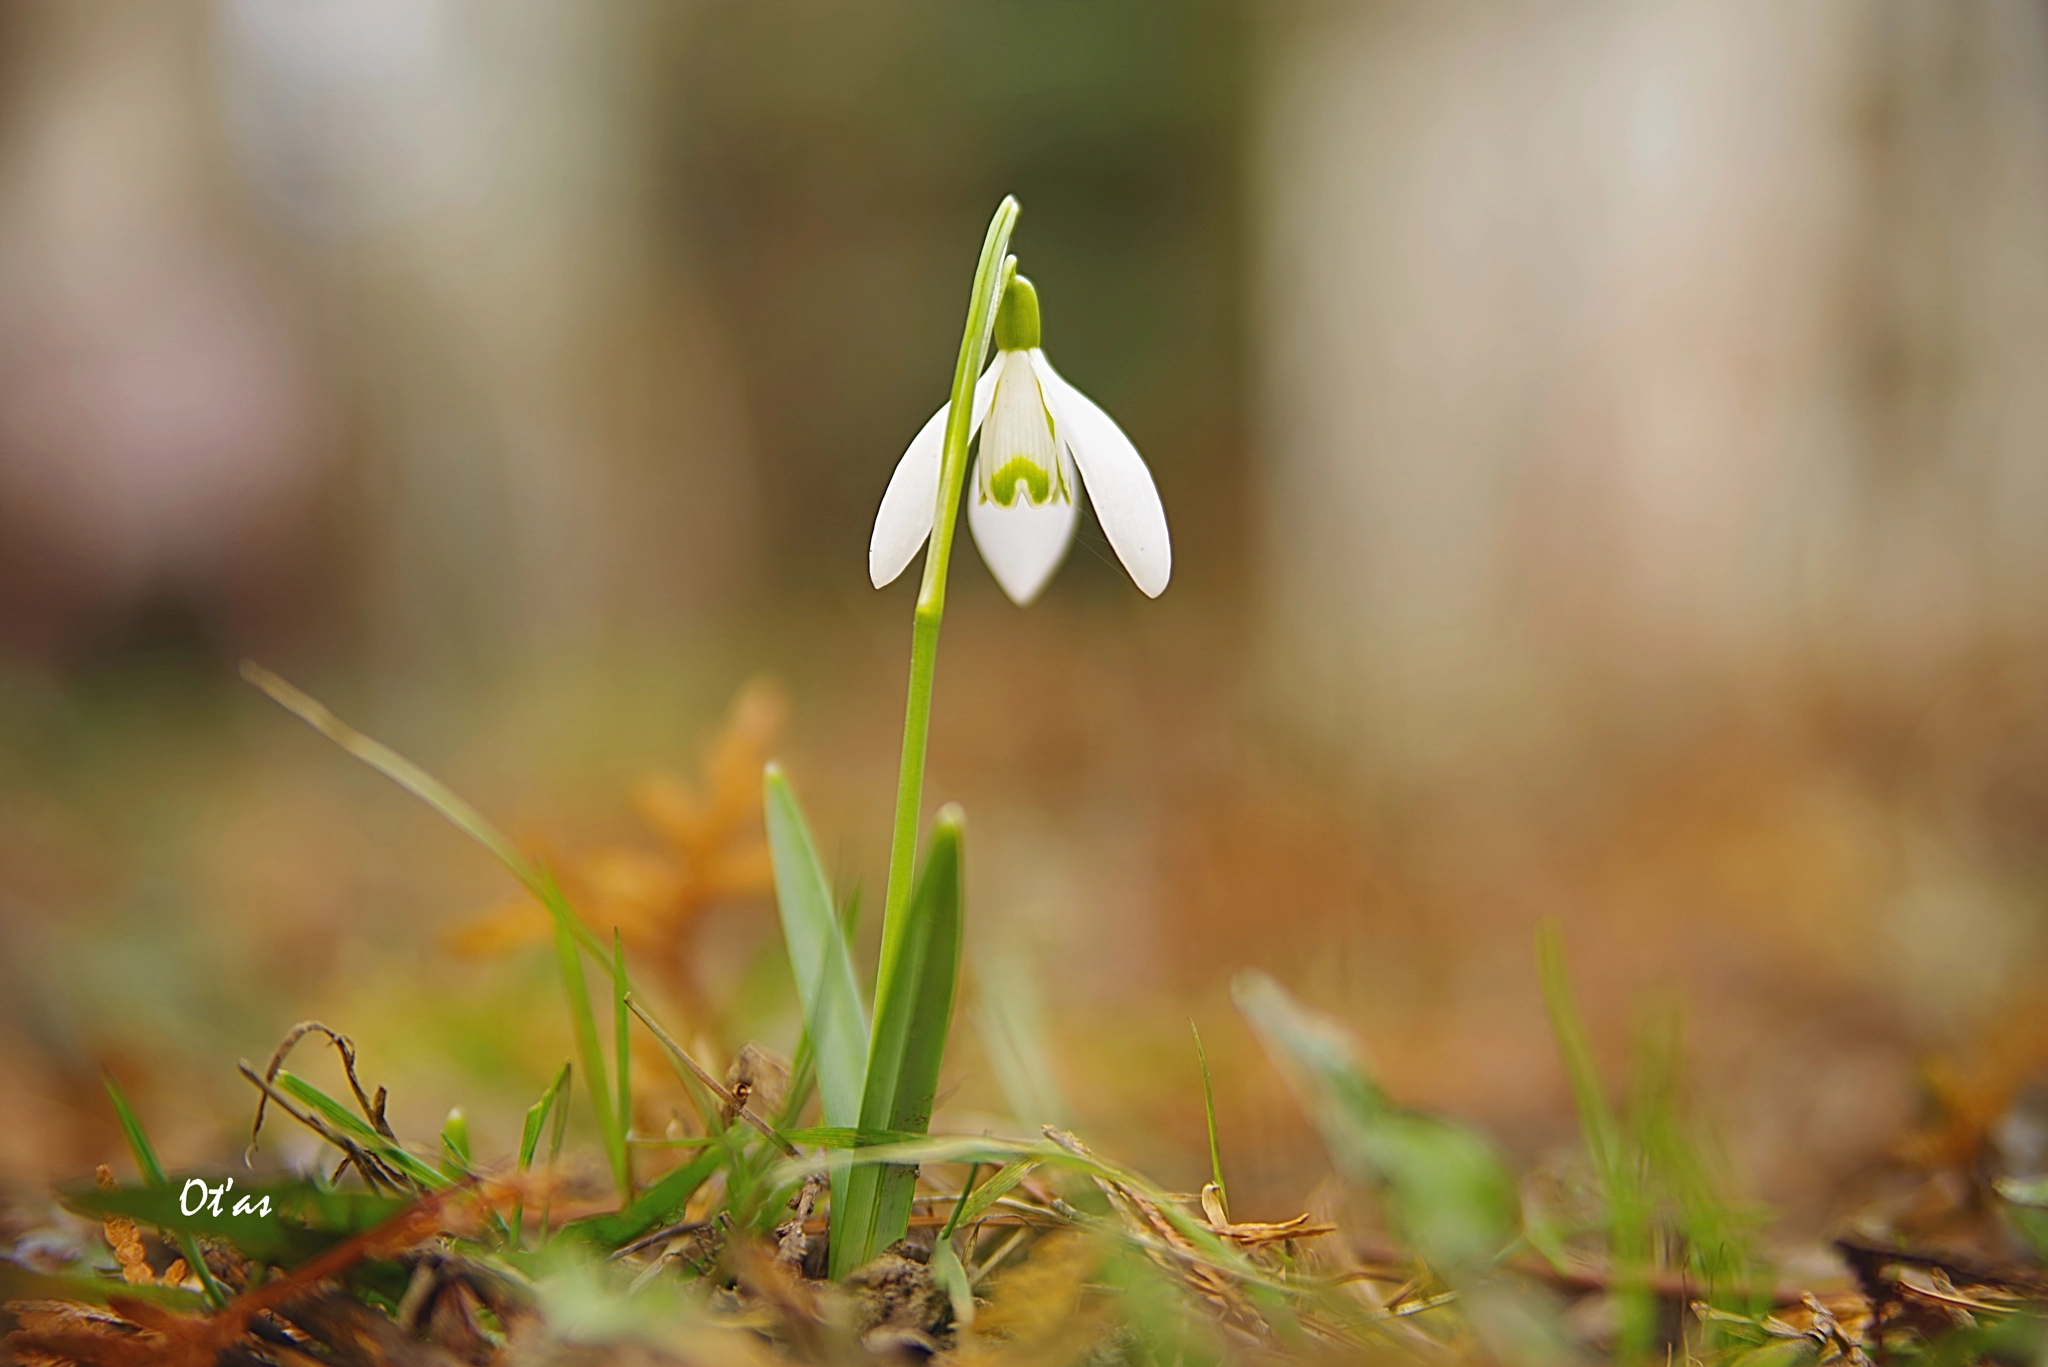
[873,196,1018,1012]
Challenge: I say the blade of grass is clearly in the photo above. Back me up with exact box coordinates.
[767,1124,1271,1296]
[1535,922,1651,1358]
[0,1264,205,1314]
[613,929,633,1200]
[439,1108,472,1177]
[627,993,798,1159]
[64,1178,410,1269]
[933,1207,977,1330]
[763,766,869,1126]
[102,1074,228,1308]
[541,1062,573,1242]
[939,1164,981,1242]
[243,665,559,929]
[547,902,625,1201]
[771,887,863,1136]
[103,1073,166,1186]
[550,1075,572,1157]
[779,1031,817,1129]
[771,1131,1294,1299]
[777,1127,932,1149]
[1535,922,1619,1175]
[237,1066,407,1194]
[562,1148,725,1249]
[763,763,869,1265]
[513,1062,570,1248]
[1231,971,1516,1280]
[840,808,965,1275]
[1192,1021,1228,1219]
[776,886,859,1132]
[871,811,966,1226]
[271,1070,447,1190]
[1099,1243,1231,1365]
[929,1162,984,1330]
[243,664,629,1198]
[1628,1002,1770,1324]
[434,1105,512,1244]
[956,1159,1035,1228]
[930,1238,974,1329]
[973,935,1069,1129]
[520,1063,573,1171]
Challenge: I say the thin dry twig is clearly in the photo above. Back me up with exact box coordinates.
[625,993,797,1159]
[235,1062,411,1195]
[246,1023,395,1168]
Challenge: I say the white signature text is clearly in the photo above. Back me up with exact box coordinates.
[179,1177,272,1218]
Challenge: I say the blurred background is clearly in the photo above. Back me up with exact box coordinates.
[4,0,2048,1249]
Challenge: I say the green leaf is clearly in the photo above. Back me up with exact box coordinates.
[102,1074,229,1306]
[1193,1022,1227,1216]
[612,929,633,1200]
[940,1164,980,1241]
[778,1126,932,1150]
[520,1063,573,1172]
[1231,971,1515,1278]
[103,1072,168,1189]
[972,936,1069,1128]
[839,809,965,1276]
[771,1135,1038,1182]
[242,664,628,1197]
[931,1237,975,1330]
[0,1261,208,1312]
[763,763,870,1263]
[1536,923,1620,1178]
[562,1149,723,1249]
[242,665,579,943]
[764,1133,1311,1299]
[1097,1244,1231,1366]
[1625,998,1770,1318]
[1726,1339,1822,1367]
[955,1159,1034,1228]
[930,1161,985,1328]
[272,1069,447,1191]
[763,766,869,1128]
[779,1022,818,1131]
[440,1108,472,1177]
[1536,924,1653,1353]
[1996,1170,2048,1254]
[774,887,861,1133]
[546,872,625,1200]
[511,1061,571,1250]
[63,1178,412,1267]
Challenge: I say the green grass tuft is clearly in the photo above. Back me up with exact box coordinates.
[101,1073,230,1307]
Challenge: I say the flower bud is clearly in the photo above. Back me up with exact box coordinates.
[993,275,1041,352]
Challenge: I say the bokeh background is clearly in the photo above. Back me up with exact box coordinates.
[4,0,2048,1249]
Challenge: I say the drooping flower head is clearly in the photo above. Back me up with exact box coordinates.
[869,275,1171,605]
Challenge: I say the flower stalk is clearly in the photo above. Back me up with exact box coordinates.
[874,198,1016,1017]
[837,191,1167,1270]
[821,199,1017,1275]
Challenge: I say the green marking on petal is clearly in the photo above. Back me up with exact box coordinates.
[988,456,1056,507]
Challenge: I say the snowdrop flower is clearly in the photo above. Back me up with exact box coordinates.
[869,276,1170,605]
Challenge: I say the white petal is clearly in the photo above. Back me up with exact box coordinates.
[868,362,1000,588]
[1034,351,1171,597]
[967,354,1077,605]
[969,448,1078,606]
